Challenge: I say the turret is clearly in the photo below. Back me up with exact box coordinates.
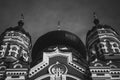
[0,14,32,80]
[86,12,120,62]
[86,13,120,80]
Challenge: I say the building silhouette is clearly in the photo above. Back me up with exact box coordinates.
[0,14,120,80]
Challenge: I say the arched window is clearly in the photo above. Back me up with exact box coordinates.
[21,50,29,62]
[8,45,20,58]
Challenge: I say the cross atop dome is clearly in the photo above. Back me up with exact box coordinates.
[18,13,24,27]
[93,12,100,26]
[57,20,61,30]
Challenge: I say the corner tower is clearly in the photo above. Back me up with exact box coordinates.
[86,13,120,80]
[0,15,32,80]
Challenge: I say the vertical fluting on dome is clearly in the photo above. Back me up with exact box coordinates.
[86,13,120,80]
[0,14,32,80]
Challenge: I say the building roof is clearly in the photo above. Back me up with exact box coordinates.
[32,30,86,63]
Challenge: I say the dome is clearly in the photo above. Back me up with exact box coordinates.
[32,30,86,64]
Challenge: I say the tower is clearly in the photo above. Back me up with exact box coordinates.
[86,13,120,80]
[0,15,32,80]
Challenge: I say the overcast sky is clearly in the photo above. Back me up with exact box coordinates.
[0,0,120,45]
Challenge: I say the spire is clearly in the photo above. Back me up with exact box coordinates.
[18,13,24,27]
[93,12,100,26]
[57,20,61,30]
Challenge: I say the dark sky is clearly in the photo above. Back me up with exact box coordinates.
[0,0,120,45]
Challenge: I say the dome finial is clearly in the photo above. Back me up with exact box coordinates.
[18,13,24,27]
[93,12,100,26]
[57,20,61,30]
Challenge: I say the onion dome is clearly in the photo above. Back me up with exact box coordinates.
[32,30,86,63]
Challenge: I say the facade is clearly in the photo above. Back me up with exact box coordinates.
[0,15,120,80]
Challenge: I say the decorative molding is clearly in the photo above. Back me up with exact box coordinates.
[29,47,85,78]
